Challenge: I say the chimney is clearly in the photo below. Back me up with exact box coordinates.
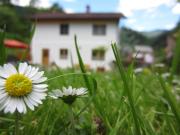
[86,5,90,13]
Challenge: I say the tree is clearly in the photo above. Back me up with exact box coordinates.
[0,0,11,5]
[0,1,64,42]
[50,3,63,13]
[120,27,149,46]
[29,0,39,7]
[0,6,31,41]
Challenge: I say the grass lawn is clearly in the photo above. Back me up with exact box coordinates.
[0,35,179,134]
[0,67,179,135]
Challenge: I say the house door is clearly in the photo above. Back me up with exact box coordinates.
[42,49,49,66]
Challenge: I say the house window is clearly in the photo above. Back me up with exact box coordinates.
[60,24,69,35]
[60,49,68,59]
[92,49,105,60]
[93,24,106,35]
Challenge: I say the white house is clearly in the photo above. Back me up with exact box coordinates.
[31,11,124,71]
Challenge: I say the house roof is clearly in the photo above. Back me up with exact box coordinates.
[30,12,125,22]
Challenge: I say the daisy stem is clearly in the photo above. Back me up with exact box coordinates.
[68,105,76,135]
[15,111,20,135]
[46,73,90,82]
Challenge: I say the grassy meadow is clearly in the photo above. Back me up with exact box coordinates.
[0,41,179,135]
[0,66,180,135]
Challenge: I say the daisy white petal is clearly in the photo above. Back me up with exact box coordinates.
[0,89,6,95]
[0,97,11,111]
[31,92,47,100]
[21,98,27,114]
[9,100,17,113]
[33,88,48,93]
[33,77,47,84]
[33,84,48,89]
[49,93,58,99]
[27,96,38,107]
[0,66,9,78]
[62,87,66,91]
[0,87,5,90]
[16,98,24,113]
[28,93,43,104]
[4,64,17,75]
[0,92,8,100]
[31,71,44,81]
[49,89,63,98]
[28,67,39,78]
[13,97,27,114]
[4,98,13,113]
[24,66,32,77]
[24,97,34,111]
[0,86,5,90]
[0,94,8,104]
[0,79,5,86]
[76,88,87,96]
[0,77,5,81]
[72,89,77,95]
[12,98,20,113]
[54,90,63,97]
[4,98,16,113]
[18,62,28,74]
[3,64,16,77]
[65,86,73,96]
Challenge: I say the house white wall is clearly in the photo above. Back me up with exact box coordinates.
[31,21,120,70]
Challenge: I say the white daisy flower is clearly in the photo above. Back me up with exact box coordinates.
[0,62,48,114]
[49,86,87,104]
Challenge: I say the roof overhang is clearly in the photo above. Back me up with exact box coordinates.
[30,12,125,22]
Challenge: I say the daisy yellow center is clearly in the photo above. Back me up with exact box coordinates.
[5,74,32,97]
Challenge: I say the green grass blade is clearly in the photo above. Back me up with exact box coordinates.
[158,75,180,126]
[74,35,94,95]
[76,77,97,117]
[0,27,6,65]
[21,23,36,61]
[109,111,130,135]
[27,23,36,45]
[0,117,29,125]
[111,43,141,135]
[171,33,180,75]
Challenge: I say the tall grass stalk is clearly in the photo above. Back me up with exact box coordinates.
[20,23,36,61]
[47,72,90,82]
[74,35,97,113]
[74,35,94,95]
[158,75,180,127]
[171,32,180,75]
[0,25,6,65]
[111,43,141,135]
[74,35,99,133]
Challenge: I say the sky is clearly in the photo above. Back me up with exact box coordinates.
[11,0,180,32]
